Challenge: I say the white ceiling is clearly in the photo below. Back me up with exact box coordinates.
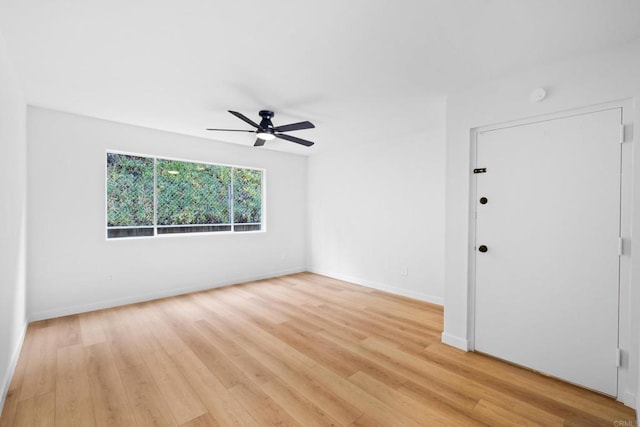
[1,0,640,155]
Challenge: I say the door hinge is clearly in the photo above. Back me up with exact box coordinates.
[616,348,622,368]
[618,237,623,256]
[620,124,625,144]
[473,168,487,174]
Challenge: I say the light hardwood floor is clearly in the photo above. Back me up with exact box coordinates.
[0,272,635,426]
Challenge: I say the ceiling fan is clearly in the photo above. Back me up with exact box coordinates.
[207,110,315,147]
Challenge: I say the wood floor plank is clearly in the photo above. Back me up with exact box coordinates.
[315,330,408,389]
[425,342,634,422]
[319,329,479,413]
[348,371,481,426]
[361,336,567,425]
[314,303,435,349]
[214,316,361,426]
[253,279,323,309]
[180,412,221,427]
[170,349,260,427]
[212,287,291,325]
[102,308,144,371]
[398,378,481,416]
[142,303,191,356]
[79,310,107,346]
[119,361,176,427]
[194,319,275,386]
[253,319,373,380]
[349,414,387,427]
[0,388,19,427]
[306,364,424,427]
[13,391,55,427]
[173,320,254,390]
[363,304,443,336]
[294,304,370,343]
[1,272,635,426]
[165,295,210,323]
[84,342,137,427]
[235,339,362,426]
[202,288,367,348]
[260,377,340,427]
[193,297,317,372]
[55,315,81,348]
[119,305,165,357]
[472,399,548,427]
[229,382,300,427]
[296,273,362,292]
[142,348,207,424]
[55,345,95,426]
[19,325,57,401]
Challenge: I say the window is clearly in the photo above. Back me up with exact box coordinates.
[106,153,155,238]
[106,152,263,238]
[156,159,232,234]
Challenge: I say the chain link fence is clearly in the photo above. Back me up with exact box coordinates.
[107,153,262,238]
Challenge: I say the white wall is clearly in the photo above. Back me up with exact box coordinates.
[0,31,27,409]
[308,98,446,304]
[27,108,308,320]
[443,39,640,409]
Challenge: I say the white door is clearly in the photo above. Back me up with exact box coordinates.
[474,108,621,396]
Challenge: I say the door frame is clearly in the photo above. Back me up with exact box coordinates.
[466,100,633,402]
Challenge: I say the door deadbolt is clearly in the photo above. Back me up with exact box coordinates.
[478,245,488,253]
[480,197,488,204]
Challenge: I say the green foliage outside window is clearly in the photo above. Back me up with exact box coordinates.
[157,160,231,225]
[106,153,154,227]
[234,168,262,224]
[106,152,263,237]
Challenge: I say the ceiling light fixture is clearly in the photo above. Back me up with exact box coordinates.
[256,131,276,141]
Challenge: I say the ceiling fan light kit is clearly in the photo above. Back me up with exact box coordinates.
[256,132,276,141]
[207,110,315,147]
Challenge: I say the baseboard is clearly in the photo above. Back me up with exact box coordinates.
[615,390,635,410]
[441,331,470,351]
[28,267,306,321]
[308,268,443,306]
[0,320,28,415]
[615,390,636,408]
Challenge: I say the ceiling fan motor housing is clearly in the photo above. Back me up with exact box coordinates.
[259,110,275,133]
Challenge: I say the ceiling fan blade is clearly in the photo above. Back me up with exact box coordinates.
[228,110,261,129]
[254,138,266,147]
[275,133,314,147]
[273,121,315,133]
[206,128,255,132]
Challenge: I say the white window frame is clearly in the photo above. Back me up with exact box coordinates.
[105,149,266,240]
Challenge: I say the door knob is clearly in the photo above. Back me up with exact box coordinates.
[478,245,488,253]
